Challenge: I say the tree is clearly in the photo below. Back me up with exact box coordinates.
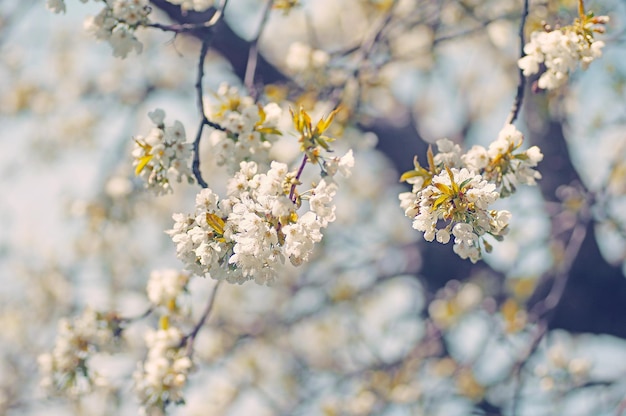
[1,0,625,414]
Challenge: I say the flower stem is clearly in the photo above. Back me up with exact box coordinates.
[289,154,308,203]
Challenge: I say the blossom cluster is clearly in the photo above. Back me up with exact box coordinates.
[429,281,484,329]
[132,109,195,195]
[518,15,609,90]
[134,323,193,414]
[399,124,542,262]
[203,84,283,173]
[462,124,543,196]
[47,0,150,58]
[168,151,353,284]
[285,41,330,75]
[146,269,191,313]
[38,309,114,396]
[534,342,592,392]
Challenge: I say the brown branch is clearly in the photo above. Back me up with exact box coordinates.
[431,13,518,46]
[506,0,530,126]
[289,155,308,203]
[192,37,212,189]
[184,280,222,355]
[146,0,228,188]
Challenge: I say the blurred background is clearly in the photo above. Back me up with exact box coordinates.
[1,0,626,414]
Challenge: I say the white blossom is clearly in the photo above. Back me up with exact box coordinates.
[487,124,543,193]
[461,145,489,173]
[282,211,323,266]
[325,149,355,178]
[309,179,338,227]
[82,0,151,58]
[433,138,462,168]
[403,167,508,262]
[518,28,605,90]
[109,26,143,58]
[134,326,193,414]
[285,41,330,74]
[132,109,194,195]
[203,84,283,173]
[38,309,113,396]
[146,269,190,311]
[451,222,481,263]
[167,155,352,284]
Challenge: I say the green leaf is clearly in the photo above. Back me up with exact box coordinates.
[433,194,449,210]
[459,177,473,190]
[445,166,459,194]
[434,182,452,195]
[256,127,283,136]
[400,170,420,182]
[206,213,226,235]
[135,154,153,175]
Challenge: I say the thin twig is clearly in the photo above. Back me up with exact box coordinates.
[184,280,222,355]
[432,13,517,46]
[289,155,308,203]
[511,217,589,415]
[511,321,548,415]
[506,0,530,126]
[330,0,398,108]
[192,38,212,188]
[530,222,588,319]
[120,307,153,324]
[149,0,230,188]
[244,0,275,98]
[189,0,230,188]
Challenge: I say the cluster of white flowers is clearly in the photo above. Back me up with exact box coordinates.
[146,269,190,312]
[534,342,592,392]
[132,109,195,195]
[462,124,543,196]
[134,325,193,414]
[47,0,150,58]
[428,281,484,328]
[399,125,542,262]
[85,0,151,58]
[168,151,353,284]
[166,0,215,12]
[413,167,509,262]
[38,309,113,396]
[285,41,330,74]
[204,84,283,173]
[518,25,606,90]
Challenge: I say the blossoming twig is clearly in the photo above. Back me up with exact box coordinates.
[289,154,308,203]
[183,0,231,188]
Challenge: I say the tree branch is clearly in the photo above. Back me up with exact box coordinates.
[506,0,529,126]
[192,37,212,189]
[184,280,222,355]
